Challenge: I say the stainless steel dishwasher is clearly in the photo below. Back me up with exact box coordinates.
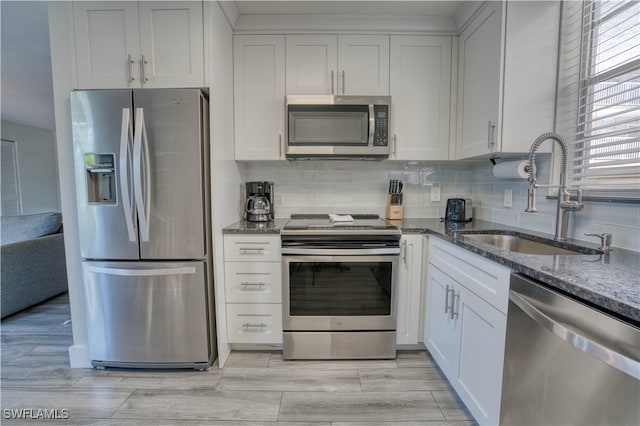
[500,274,640,425]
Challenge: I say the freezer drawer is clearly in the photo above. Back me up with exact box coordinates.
[84,261,212,369]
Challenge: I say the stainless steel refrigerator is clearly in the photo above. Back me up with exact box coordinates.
[71,89,215,369]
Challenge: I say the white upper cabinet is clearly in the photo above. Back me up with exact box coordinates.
[233,35,286,161]
[390,36,452,161]
[73,1,204,89]
[286,35,338,95]
[285,34,389,95]
[455,1,558,159]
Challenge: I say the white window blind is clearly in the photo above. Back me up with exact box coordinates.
[556,0,640,197]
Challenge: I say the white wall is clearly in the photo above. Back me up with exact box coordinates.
[208,1,245,367]
[472,156,640,252]
[1,119,60,214]
[244,161,473,219]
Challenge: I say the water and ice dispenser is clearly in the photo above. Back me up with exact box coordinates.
[84,154,116,204]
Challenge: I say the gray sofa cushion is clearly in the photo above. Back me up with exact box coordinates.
[1,212,62,245]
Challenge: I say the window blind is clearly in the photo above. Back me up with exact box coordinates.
[556,0,640,197]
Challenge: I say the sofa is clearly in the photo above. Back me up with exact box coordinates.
[1,212,68,318]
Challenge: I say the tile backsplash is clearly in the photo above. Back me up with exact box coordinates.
[244,157,639,252]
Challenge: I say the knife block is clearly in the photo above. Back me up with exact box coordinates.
[385,194,403,220]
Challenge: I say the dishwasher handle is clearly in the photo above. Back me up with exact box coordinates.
[509,289,640,380]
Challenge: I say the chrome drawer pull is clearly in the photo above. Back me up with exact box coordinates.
[242,322,267,330]
[239,247,265,254]
[240,281,266,288]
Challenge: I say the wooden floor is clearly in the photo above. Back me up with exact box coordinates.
[1,294,475,425]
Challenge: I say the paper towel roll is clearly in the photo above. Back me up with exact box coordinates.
[493,160,530,179]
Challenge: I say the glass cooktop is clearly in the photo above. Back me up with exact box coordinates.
[283,214,399,232]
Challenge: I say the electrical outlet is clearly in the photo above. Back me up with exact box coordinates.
[504,188,513,208]
[431,185,441,202]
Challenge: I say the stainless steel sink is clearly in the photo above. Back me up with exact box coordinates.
[459,233,600,255]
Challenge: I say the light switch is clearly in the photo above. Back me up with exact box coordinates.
[504,188,513,208]
[431,185,441,202]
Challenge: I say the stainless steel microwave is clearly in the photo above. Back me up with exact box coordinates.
[285,95,391,160]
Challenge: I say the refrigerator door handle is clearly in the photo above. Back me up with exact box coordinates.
[86,265,196,277]
[119,108,137,242]
[133,107,151,242]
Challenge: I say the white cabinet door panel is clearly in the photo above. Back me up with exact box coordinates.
[396,235,423,345]
[424,265,458,376]
[390,36,451,160]
[454,286,506,425]
[73,2,140,88]
[338,35,389,95]
[286,35,337,95]
[138,2,204,88]
[224,262,282,304]
[234,35,285,160]
[226,303,283,344]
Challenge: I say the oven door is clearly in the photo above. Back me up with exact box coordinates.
[282,254,397,332]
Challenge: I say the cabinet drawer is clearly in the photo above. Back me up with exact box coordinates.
[428,237,510,314]
[224,235,281,262]
[226,303,282,344]
[225,262,282,303]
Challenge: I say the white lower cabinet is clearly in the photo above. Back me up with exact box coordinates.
[395,234,424,345]
[425,237,510,425]
[223,234,282,344]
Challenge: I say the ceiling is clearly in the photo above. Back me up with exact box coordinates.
[0,1,465,131]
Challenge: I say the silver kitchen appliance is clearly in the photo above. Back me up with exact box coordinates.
[445,198,472,223]
[71,89,215,369]
[281,214,400,360]
[286,95,391,160]
[501,274,639,425]
[245,181,274,222]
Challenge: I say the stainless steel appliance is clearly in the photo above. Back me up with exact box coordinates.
[71,89,215,369]
[286,95,391,160]
[245,181,274,222]
[445,198,472,222]
[281,214,400,360]
[501,274,639,425]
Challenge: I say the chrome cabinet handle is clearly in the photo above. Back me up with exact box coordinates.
[341,70,345,94]
[239,247,265,254]
[141,54,149,83]
[242,322,267,330]
[402,240,407,264]
[487,121,496,150]
[444,285,453,315]
[393,134,397,157]
[240,281,266,287]
[331,70,335,94]
[451,291,460,319]
[279,134,283,158]
[127,54,135,83]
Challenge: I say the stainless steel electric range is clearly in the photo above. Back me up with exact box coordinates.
[281,214,401,360]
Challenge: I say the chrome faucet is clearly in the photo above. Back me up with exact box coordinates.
[526,132,583,241]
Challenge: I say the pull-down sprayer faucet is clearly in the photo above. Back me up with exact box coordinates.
[526,132,583,241]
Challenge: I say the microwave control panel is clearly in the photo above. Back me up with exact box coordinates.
[373,105,389,146]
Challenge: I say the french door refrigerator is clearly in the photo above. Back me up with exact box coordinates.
[71,89,215,369]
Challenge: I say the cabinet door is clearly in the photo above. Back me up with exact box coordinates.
[395,235,423,345]
[137,2,204,88]
[337,35,389,95]
[453,286,506,426]
[390,36,451,160]
[424,265,458,376]
[286,35,338,95]
[234,35,286,160]
[455,2,503,159]
[73,2,140,88]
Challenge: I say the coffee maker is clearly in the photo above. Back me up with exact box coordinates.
[245,181,274,222]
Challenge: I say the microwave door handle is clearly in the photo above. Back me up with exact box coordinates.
[368,104,375,147]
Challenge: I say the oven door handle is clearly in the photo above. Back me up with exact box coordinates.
[281,247,400,256]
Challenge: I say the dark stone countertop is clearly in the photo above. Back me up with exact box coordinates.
[222,219,289,234]
[396,218,640,324]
